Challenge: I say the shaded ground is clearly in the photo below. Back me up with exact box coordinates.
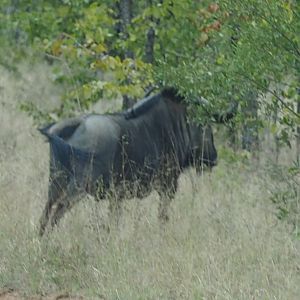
[0,289,83,300]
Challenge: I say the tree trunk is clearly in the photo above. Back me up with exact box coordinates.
[118,0,159,108]
[145,0,157,64]
[119,0,133,59]
[241,91,259,155]
[10,0,19,12]
[119,0,132,30]
[145,27,155,64]
[273,100,280,164]
[118,0,135,109]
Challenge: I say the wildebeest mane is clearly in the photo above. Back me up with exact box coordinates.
[124,87,184,120]
[124,94,161,119]
[160,87,185,103]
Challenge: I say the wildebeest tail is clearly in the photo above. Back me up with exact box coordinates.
[45,134,75,172]
[39,116,84,141]
[44,133,96,175]
[38,123,55,139]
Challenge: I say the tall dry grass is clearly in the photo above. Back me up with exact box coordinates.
[0,63,299,299]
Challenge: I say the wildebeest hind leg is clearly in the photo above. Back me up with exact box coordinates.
[158,195,172,222]
[39,200,52,236]
[39,177,66,236]
[49,181,84,231]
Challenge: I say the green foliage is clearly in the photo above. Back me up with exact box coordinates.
[217,145,251,164]
[0,0,299,144]
[267,159,300,235]
[19,102,54,124]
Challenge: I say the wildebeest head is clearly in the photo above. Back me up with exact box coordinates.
[189,123,217,171]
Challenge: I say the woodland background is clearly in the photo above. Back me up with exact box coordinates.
[0,1,299,299]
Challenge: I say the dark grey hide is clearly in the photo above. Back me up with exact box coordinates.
[39,88,217,235]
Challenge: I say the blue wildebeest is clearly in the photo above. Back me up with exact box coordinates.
[39,88,234,236]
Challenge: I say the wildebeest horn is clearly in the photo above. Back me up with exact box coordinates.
[192,96,238,123]
[144,85,159,98]
[212,101,238,123]
[192,96,210,106]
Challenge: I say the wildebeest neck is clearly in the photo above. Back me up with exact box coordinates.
[124,88,185,120]
[124,94,161,119]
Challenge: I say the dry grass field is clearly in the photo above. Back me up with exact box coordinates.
[0,63,300,299]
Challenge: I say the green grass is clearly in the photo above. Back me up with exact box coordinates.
[0,63,300,299]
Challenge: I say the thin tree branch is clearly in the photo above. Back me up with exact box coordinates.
[165,49,191,59]
[237,72,300,119]
[44,53,82,111]
[256,5,300,58]
[61,32,95,56]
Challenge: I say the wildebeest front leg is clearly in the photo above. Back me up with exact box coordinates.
[158,173,178,222]
[108,194,122,228]
[158,194,172,222]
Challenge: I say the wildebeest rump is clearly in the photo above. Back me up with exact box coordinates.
[39,88,220,236]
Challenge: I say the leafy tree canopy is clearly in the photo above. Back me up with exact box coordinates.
[0,0,299,140]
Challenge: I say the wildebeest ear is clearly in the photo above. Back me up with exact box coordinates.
[161,87,185,103]
[212,101,238,124]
